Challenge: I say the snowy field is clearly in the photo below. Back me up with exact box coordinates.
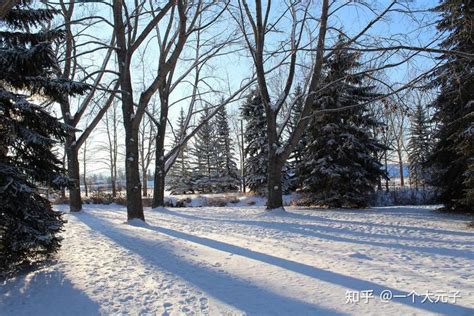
[1,205,473,315]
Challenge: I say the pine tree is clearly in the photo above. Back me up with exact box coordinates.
[242,91,268,194]
[426,0,473,212]
[167,108,193,194]
[190,106,219,193]
[0,1,88,272]
[302,38,387,208]
[407,103,432,188]
[213,106,240,191]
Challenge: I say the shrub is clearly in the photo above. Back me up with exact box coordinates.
[207,197,229,207]
[290,194,315,207]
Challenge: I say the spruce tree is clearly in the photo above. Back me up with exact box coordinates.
[427,0,473,212]
[302,38,386,208]
[0,1,88,272]
[287,84,308,191]
[407,103,432,189]
[190,106,219,193]
[167,108,193,194]
[214,106,240,191]
[242,91,268,194]
[242,90,290,195]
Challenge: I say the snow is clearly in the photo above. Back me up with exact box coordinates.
[1,205,473,315]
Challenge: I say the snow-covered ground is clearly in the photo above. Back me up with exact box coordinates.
[1,205,473,315]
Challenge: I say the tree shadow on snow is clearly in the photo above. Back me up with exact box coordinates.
[150,208,474,252]
[0,268,100,316]
[223,219,474,260]
[81,214,473,315]
[78,215,344,315]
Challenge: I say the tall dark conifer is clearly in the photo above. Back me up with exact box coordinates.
[427,0,473,211]
[407,103,432,188]
[214,106,240,191]
[242,91,268,194]
[242,90,290,195]
[167,108,193,194]
[287,84,308,190]
[302,38,386,208]
[190,106,218,193]
[0,0,88,272]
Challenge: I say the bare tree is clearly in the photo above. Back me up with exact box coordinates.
[383,98,410,187]
[145,0,234,207]
[112,0,177,220]
[54,0,118,212]
[101,100,122,198]
[139,100,157,197]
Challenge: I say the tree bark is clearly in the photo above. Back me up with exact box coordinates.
[124,126,144,220]
[142,169,148,197]
[113,0,147,221]
[397,149,404,187]
[265,110,284,210]
[83,141,88,197]
[152,95,168,208]
[266,156,283,210]
[152,153,166,208]
[384,151,389,192]
[111,171,117,197]
[66,137,82,212]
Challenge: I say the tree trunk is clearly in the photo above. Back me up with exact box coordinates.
[83,142,88,197]
[142,168,148,197]
[152,132,166,208]
[113,0,144,221]
[397,149,404,187]
[124,126,144,220]
[152,155,166,208]
[111,172,117,198]
[152,90,169,208]
[266,155,283,210]
[66,137,82,212]
[384,151,389,192]
[61,151,67,199]
[84,175,88,197]
[265,110,283,210]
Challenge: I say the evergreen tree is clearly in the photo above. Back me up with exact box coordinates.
[287,84,308,191]
[407,103,432,188]
[242,91,268,194]
[302,38,386,208]
[213,106,240,191]
[242,90,290,195]
[190,106,219,193]
[426,0,473,211]
[0,1,88,272]
[167,108,193,194]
